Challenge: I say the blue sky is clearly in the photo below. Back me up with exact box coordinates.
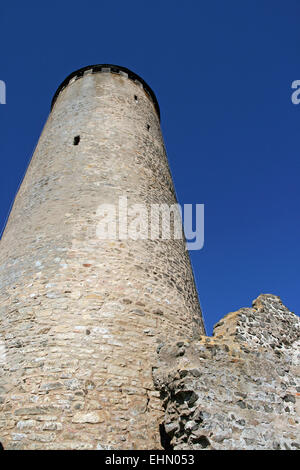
[0,1,299,334]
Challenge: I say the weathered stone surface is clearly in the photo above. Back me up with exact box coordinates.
[154,294,300,450]
[72,412,103,424]
[0,67,204,450]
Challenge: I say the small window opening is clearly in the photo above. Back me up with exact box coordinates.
[134,95,138,102]
[73,135,80,146]
[147,124,150,131]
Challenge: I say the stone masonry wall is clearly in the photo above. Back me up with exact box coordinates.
[154,294,300,450]
[1,66,297,452]
[0,69,204,450]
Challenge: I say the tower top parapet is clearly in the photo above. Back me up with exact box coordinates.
[51,64,160,120]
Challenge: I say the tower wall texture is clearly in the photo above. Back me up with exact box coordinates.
[0,67,204,449]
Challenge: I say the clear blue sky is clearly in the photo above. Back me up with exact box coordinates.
[0,1,299,335]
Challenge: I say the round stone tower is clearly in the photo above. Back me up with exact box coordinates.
[0,65,204,450]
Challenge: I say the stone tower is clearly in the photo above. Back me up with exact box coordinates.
[0,65,204,450]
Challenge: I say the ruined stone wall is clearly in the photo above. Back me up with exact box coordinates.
[0,68,204,450]
[154,294,300,450]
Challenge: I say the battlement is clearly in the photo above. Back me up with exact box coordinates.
[51,64,160,119]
